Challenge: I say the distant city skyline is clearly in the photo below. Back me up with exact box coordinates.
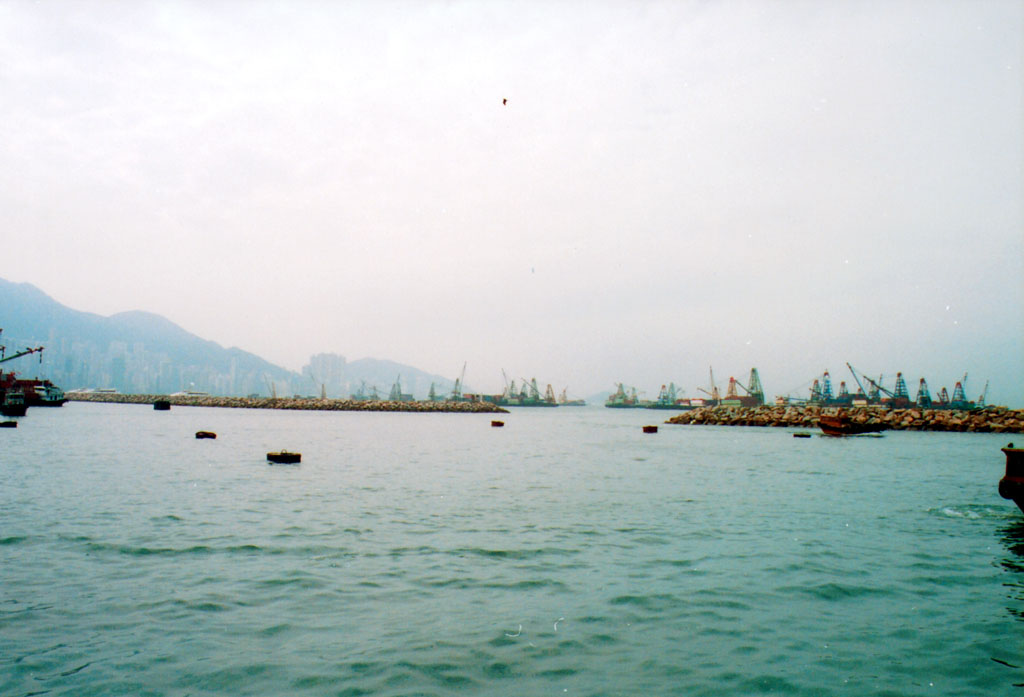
[1,1,1021,406]
[0,277,1008,408]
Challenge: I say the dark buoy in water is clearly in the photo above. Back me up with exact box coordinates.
[267,451,301,464]
[491,420,505,427]
[642,425,658,434]
[0,420,17,428]
[154,400,171,411]
[195,431,216,439]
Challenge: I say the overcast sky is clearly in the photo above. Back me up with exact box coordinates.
[1,0,1021,405]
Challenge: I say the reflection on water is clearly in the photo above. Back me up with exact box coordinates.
[998,518,1024,568]
[998,518,1024,623]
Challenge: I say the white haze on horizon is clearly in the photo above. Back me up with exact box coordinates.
[1,0,1021,406]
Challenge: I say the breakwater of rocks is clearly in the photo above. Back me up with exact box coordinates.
[664,405,1024,433]
[67,393,508,414]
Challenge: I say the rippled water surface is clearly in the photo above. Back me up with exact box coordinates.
[2,402,1023,696]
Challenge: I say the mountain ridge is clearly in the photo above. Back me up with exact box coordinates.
[0,278,455,398]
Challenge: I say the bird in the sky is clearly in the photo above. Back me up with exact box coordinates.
[502,98,507,105]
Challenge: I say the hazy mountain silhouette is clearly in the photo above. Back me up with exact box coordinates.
[0,278,455,398]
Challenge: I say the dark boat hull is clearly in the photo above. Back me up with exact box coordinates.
[817,415,887,437]
[999,446,1024,513]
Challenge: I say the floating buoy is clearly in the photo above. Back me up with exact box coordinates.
[153,400,171,411]
[491,420,505,428]
[642,425,658,434]
[195,431,216,439]
[267,451,301,464]
[793,432,812,438]
[0,421,17,428]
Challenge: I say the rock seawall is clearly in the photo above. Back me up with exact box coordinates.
[665,405,1024,433]
[67,393,508,414]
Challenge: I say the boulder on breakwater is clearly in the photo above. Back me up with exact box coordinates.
[664,405,1024,433]
[67,393,508,414]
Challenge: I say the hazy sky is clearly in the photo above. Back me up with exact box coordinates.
[2,0,1021,405]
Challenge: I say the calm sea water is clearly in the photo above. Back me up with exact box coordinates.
[1,402,1022,696]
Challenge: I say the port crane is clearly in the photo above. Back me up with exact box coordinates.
[307,369,326,400]
[950,373,972,408]
[845,363,871,399]
[263,374,277,399]
[657,382,683,404]
[917,378,933,407]
[388,375,403,401]
[847,363,888,401]
[697,367,721,404]
[744,368,765,402]
[0,329,45,365]
[724,368,765,406]
[846,363,911,407]
[450,362,466,401]
[0,345,44,365]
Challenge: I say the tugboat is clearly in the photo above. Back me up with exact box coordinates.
[0,390,27,417]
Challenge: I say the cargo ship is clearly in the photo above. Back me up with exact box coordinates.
[558,388,586,407]
[644,383,707,410]
[502,378,559,407]
[606,383,643,408]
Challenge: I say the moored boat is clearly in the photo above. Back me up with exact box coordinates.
[501,378,559,407]
[25,379,67,406]
[1,391,27,417]
[606,383,643,408]
[817,414,887,436]
[999,444,1024,513]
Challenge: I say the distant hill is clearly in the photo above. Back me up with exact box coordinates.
[0,278,455,398]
